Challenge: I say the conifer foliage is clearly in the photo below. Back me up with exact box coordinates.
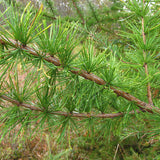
[0,0,160,144]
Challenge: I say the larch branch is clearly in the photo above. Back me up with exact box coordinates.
[0,94,142,118]
[0,37,159,113]
[142,4,153,105]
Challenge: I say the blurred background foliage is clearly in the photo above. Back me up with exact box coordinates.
[3,0,126,44]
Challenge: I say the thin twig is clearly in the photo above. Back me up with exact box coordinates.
[0,94,142,119]
[142,0,153,105]
[71,0,85,25]
[113,144,119,160]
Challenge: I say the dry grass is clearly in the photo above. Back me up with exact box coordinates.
[0,122,92,160]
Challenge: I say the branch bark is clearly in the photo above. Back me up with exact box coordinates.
[0,37,159,113]
[0,94,142,118]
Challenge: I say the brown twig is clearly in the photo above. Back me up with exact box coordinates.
[142,0,153,105]
[71,0,85,25]
[0,94,142,118]
[0,95,42,111]
[0,37,159,113]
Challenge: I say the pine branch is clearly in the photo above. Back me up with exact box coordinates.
[0,37,159,113]
[0,94,142,118]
